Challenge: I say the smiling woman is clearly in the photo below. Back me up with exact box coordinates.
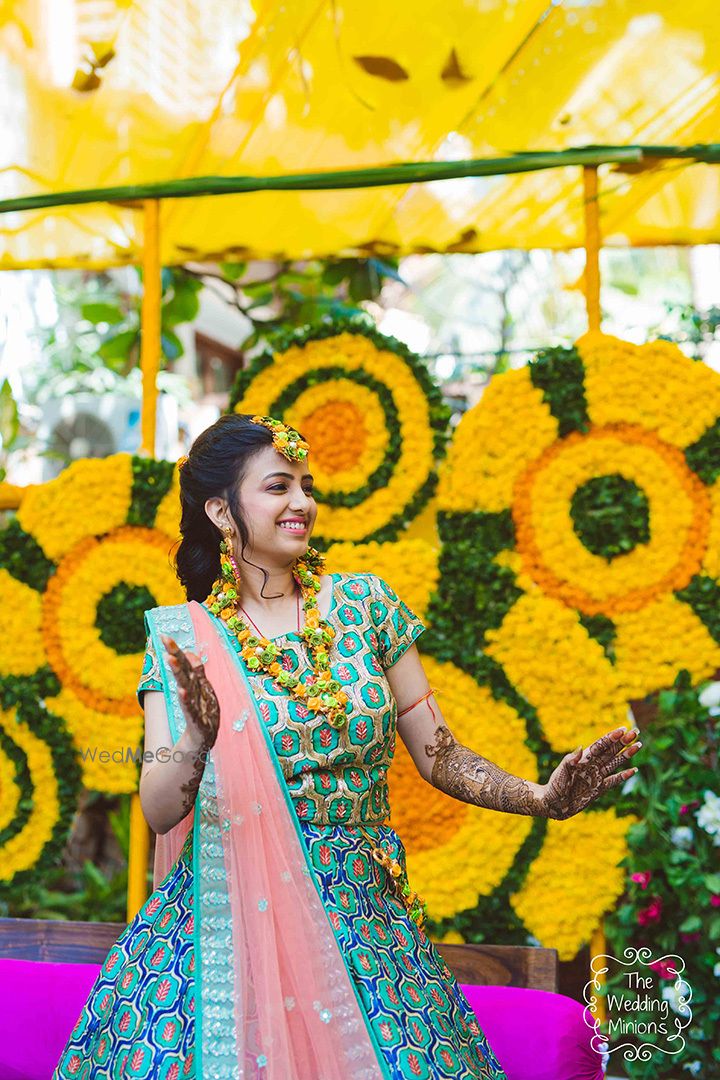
[52,411,514,1080]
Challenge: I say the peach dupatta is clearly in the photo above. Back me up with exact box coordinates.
[150,600,386,1080]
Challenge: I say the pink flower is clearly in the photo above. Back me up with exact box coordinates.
[637,897,663,926]
[649,959,676,979]
[631,871,652,890]
[680,931,701,944]
[680,800,700,815]
[711,895,720,908]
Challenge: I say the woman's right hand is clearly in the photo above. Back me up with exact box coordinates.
[161,634,221,751]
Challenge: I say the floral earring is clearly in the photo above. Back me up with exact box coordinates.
[219,524,240,590]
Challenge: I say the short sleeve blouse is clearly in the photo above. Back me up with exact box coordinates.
[135,572,427,706]
[367,574,426,670]
[137,615,163,706]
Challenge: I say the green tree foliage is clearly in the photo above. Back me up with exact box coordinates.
[26,268,201,404]
[189,256,403,355]
[603,672,720,1077]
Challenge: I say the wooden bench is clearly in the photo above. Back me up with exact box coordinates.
[0,916,558,992]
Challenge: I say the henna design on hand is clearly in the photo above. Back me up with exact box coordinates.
[424,726,545,816]
[541,727,641,820]
[161,635,221,751]
[423,724,642,820]
[160,635,221,817]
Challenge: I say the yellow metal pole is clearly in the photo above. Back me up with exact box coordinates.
[583,165,607,1029]
[0,484,25,510]
[127,199,161,921]
[583,166,602,333]
[127,792,152,920]
[140,199,161,458]
[589,922,608,1027]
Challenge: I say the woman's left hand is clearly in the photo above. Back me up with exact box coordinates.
[538,726,642,820]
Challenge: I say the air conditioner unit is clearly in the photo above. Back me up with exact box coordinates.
[36,392,178,480]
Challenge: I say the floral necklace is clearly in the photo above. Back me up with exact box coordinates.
[203,537,350,729]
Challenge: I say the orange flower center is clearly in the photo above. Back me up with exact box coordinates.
[301,402,367,474]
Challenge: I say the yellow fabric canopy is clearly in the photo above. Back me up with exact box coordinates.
[1,0,719,268]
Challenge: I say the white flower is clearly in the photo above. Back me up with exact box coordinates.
[683,1061,702,1076]
[670,826,695,850]
[695,790,720,845]
[698,681,720,711]
[661,982,691,1017]
[622,771,640,794]
[596,1038,610,1072]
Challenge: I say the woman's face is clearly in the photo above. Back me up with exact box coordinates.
[233,445,317,563]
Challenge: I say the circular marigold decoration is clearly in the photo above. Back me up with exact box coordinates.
[228,316,450,545]
[437,333,720,750]
[513,423,711,616]
[0,454,184,794]
[0,696,81,891]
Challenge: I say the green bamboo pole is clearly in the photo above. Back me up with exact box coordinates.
[3,144,719,216]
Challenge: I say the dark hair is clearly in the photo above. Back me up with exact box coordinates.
[173,413,302,602]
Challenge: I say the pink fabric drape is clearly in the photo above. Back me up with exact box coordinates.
[153,600,383,1079]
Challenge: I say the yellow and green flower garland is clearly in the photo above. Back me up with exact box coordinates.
[228,315,451,545]
[0,454,183,886]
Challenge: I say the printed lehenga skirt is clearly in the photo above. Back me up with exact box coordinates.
[54,822,506,1080]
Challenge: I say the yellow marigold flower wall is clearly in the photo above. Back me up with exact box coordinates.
[437,366,558,514]
[510,811,639,961]
[389,331,719,956]
[17,454,134,562]
[3,325,717,957]
[229,325,446,544]
[579,333,720,447]
[438,332,720,763]
[0,571,46,676]
[484,591,627,751]
[0,706,62,883]
[0,456,184,807]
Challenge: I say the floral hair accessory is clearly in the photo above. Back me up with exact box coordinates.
[250,415,310,462]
